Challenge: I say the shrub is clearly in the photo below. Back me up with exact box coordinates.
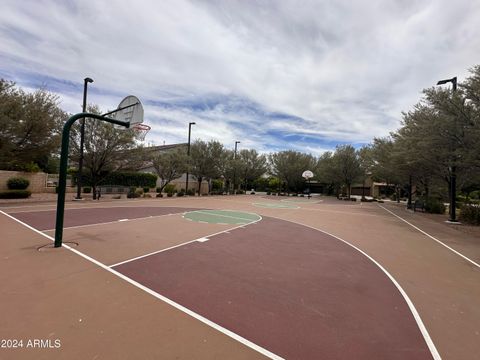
[7,177,30,190]
[83,187,91,193]
[156,187,162,193]
[266,191,271,195]
[211,179,223,191]
[167,192,173,197]
[177,191,185,197]
[469,190,480,200]
[186,189,195,196]
[459,204,480,225]
[143,187,150,193]
[0,190,31,199]
[156,193,163,198]
[143,193,152,198]
[127,187,142,199]
[425,199,446,214]
[22,162,41,173]
[127,191,141,199]
[164,184,176,194]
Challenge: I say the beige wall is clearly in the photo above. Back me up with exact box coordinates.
[154,173,209,194]
[0,171,48,192]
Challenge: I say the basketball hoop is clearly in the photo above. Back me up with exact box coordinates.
[131,123,151,141]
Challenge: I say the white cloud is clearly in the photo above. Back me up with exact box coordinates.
[1,0,479,155]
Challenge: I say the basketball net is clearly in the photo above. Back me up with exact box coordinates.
[131,123,151,141]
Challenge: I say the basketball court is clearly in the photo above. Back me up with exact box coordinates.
[2,195,480,359]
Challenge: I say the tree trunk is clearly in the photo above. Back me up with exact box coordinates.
[197,176,202,196]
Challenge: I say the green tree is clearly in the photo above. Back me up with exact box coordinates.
[189,139,226,195]
[332,145,362,198]
[269,150,316,193]
[0,79,66,171]
[357,145,374,199]
[151,147,189,193]
[237,149,267,191]
[69,105,141,198]
[315,151,341,195]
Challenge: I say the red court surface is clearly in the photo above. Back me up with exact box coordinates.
[4,196,480,359]
[114,216,432,359]
[9,206,200,230]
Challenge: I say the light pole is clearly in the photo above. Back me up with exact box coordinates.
[233,141,240,194]
[76,77,94,200]
[436,76,458,222]
[185,122,195,195]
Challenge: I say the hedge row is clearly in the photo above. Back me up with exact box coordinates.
[0,190,32,199]
[7,177,30,190]
[102,172,157,188]
[459,204,480,225]
[70,171,157,188]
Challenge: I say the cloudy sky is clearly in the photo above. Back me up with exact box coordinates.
[1,0,479,155]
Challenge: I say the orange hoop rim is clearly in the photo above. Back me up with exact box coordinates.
[131,123,151,130]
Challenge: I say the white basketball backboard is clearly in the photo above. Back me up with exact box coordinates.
[302,170,314,179]
[113,95,144,128]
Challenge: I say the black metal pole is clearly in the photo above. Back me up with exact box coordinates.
[450,166,457,222]
[437,76,458,222]
[450,77,457,221]
[233,141,240,194]
[362,178,365,200]
[407,174,412,209]
[186,122,195,195]
[55,112,129,247]
[76,77,93,199]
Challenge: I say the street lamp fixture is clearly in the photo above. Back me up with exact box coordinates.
[436,76,459,223]
[185,122,196,195]
[76,77,94,200]
[437,77,457,90]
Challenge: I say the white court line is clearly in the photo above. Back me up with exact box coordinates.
[265,213,441,360]
[378,204,480,269]
[42,212,187,232]
[0,210,282,360]
[5,204,198,214]
[191,210,261,222]
[109,214,263,268]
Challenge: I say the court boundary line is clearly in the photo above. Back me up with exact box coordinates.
[252,202,300,209]
[42,211,187,232]
[5,204,202,214]
[265,214,441,360]
[187,210,261,222]
[110,212,263,268]
[0,210,282,360]
[378,204,480,269]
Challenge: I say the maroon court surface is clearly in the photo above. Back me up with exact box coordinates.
[10,206,199,230]
[114,216,432,360]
